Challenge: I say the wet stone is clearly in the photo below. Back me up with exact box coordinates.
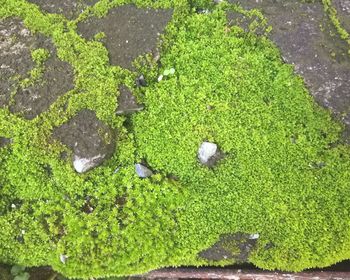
[77,5,173,69]
[116,85,144,115]
[28,0,98,20]
[229,0,350,133]
[198,233,259,263]
[53,110,115,173]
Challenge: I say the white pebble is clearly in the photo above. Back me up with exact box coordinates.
[198,142,217,164]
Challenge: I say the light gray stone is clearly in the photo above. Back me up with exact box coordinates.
[198,142,218,164]
[73,154,105,173]
[135,163,153,178]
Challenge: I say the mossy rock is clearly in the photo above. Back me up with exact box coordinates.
[0,0,350,279]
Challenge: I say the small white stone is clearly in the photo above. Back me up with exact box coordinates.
[249,233,260,239]
[73,154,103,173]
[198,142,217,164]
[60,254,68,264]
[158,74,163,82]
[135,164,153,178]
[21,229,25,235]
[11,204,16,209]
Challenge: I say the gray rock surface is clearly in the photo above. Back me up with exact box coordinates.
[229,0,350,138]
[334,0,350,32]
[28,0,98,20]
[135,163,153,178]
[77,5,173,69]
[116,85,144,115]
[199,233,259,263]
[0,137,11,148]
[0,18,74,120]
[53,110,115,173]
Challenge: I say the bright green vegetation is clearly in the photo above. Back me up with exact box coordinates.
[1,0,350,279]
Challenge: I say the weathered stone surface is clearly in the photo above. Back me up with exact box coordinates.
[77,5,173,69]
[0,18,74,120]
[28,0,98,20]
[10,53,74,120]
[116,85,144,115]
[229,0,350,137]
[53,110,115,173]
[135,163,153,178]
[199,233,259,263]
[0,18,40,107]
[0,137,11,148]
[334,0,350,32]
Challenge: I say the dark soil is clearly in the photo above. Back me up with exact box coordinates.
[77,4,173,69]
[28,0,98,20]
[198,233,258,263]
[229,0,350,137]
[0,18,74,120]
[53,109,115,168]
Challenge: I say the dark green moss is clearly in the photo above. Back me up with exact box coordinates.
[1,0,350,278]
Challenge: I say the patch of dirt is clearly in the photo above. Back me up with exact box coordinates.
[0,17,74,120]
[198,233,258,263]
[77,4,173,69]
[229,0,350,134]
[53,109,115,168]
[28,0,98,20]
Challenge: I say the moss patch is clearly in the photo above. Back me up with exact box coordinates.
[1,0,350,278]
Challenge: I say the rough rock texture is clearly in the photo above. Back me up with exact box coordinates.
[0,18,74,120]
[53,110,115,173]
[10,50,74,120]
[0,18,39,107]
[334,0,350,32]
[116,85,144,115]
[28,0,98,20]
[0,137,11,148]
[229,0,350,137]
[199,233,259,263]
[77,5,173,69]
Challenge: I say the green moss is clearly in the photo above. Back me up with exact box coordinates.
[1,0,350,279]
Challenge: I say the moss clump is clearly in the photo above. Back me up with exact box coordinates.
[1,0,350,279]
